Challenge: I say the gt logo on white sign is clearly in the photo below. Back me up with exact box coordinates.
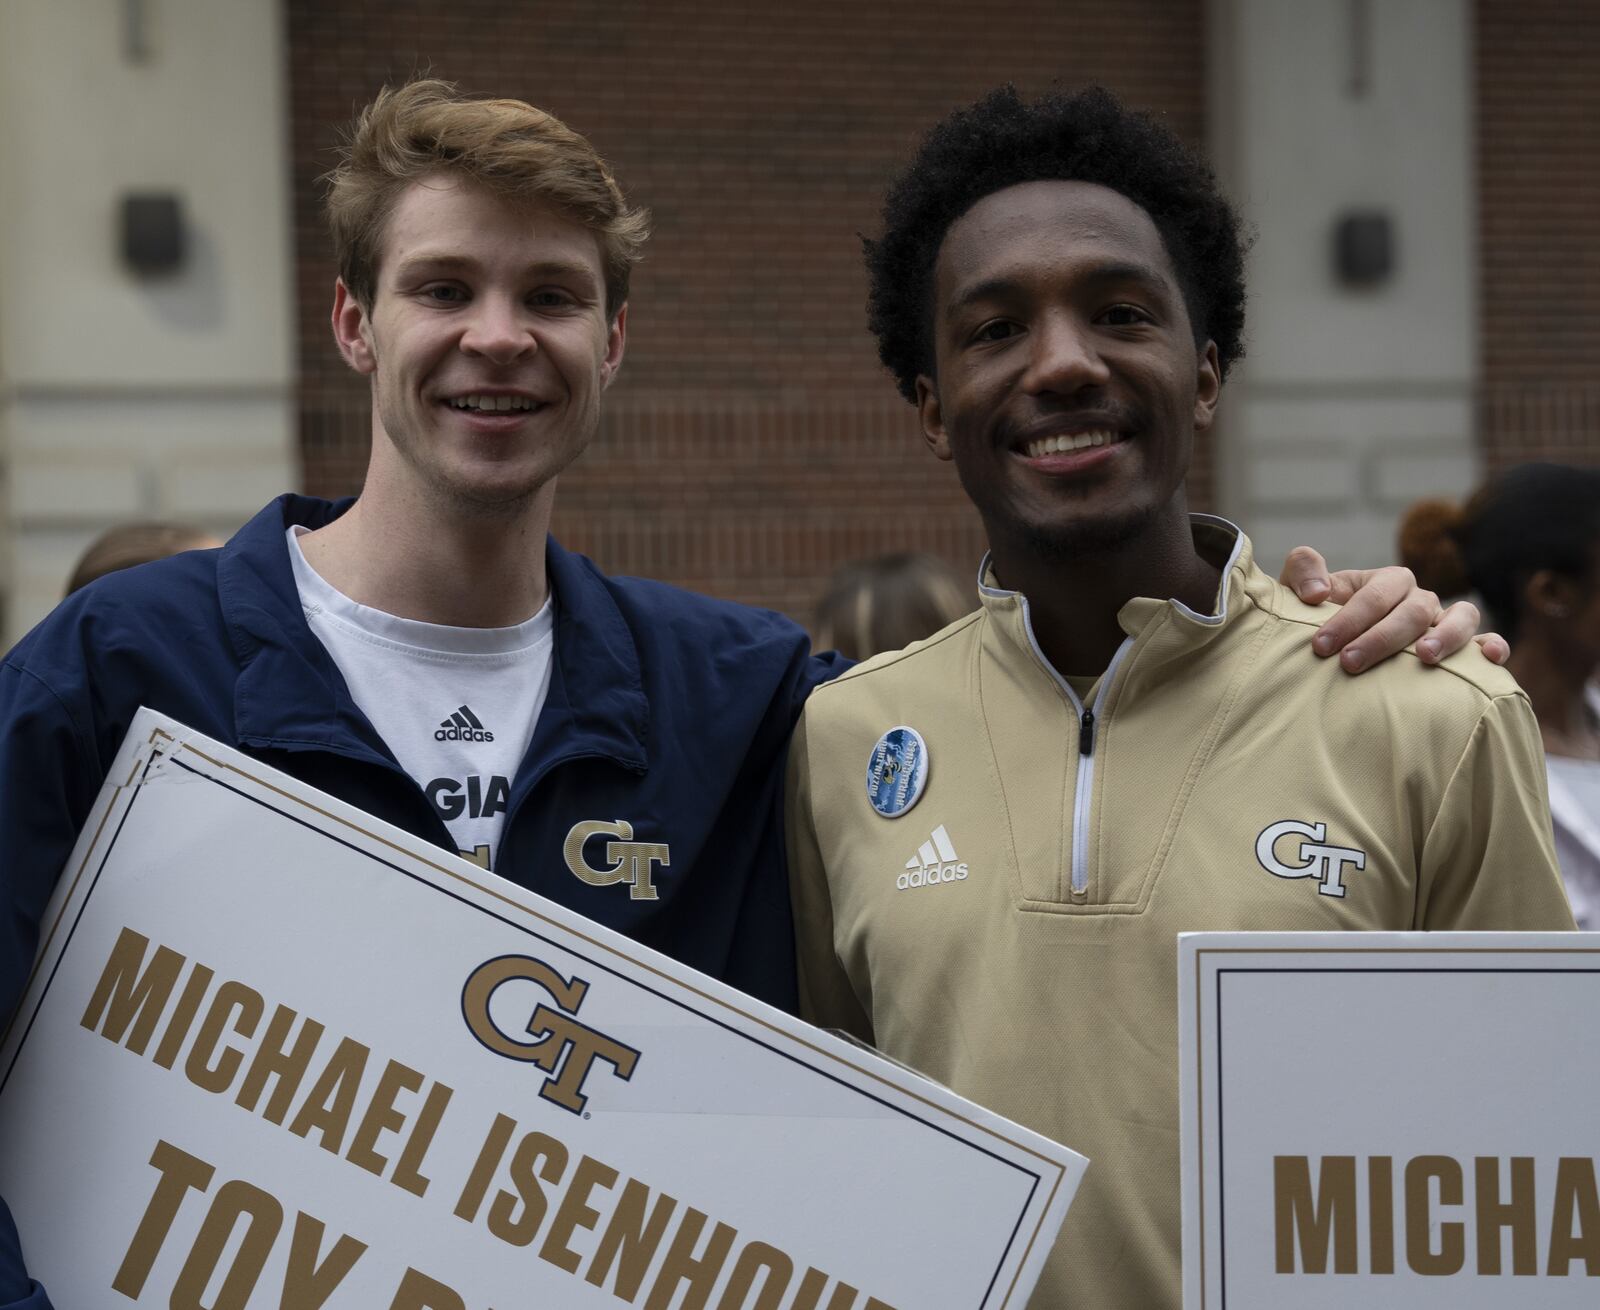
[563,819,669,901]
[1255,820,1367,898]
[461,955,641,1115]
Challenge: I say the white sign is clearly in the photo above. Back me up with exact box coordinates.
[1180,932,1600,1309]
[0,710,1085,1309]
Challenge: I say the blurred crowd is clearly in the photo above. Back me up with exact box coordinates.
[1401,464,1600,920]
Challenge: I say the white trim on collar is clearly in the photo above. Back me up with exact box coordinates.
[975,514,1247,625]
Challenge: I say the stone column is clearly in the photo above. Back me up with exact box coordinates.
[1206,0,1479,570]
[0,0,295,642]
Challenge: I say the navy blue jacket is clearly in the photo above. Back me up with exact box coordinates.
[0,494,844,1306]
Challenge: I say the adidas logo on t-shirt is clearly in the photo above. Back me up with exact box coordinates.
[435,704,496,743]
[896,823,969,890]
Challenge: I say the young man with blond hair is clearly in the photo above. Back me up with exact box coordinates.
[0,80,1490,1305]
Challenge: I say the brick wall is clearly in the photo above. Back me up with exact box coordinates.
[285,0,1206,623]
[1477,1,1600,472]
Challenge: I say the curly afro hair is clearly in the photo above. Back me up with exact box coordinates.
[865,85,1248,403]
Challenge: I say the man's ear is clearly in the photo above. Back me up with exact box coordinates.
[915,375,953,461]
[1193,340,1221,432]
[600,303,628,391]
[331,278,376,376]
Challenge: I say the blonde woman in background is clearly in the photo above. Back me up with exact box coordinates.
[813,552,973,661]
[1401,463,1600,922]
[65,521,222,595]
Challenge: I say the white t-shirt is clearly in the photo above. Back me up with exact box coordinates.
[1547,752,1600,930]
[288,527,554,870]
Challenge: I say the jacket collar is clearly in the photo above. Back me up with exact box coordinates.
[219,494,648,773]
[974,515,1254,680]
[219,495,382,758]
[531,537,650,774]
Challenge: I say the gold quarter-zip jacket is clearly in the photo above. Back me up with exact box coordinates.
[786,518,1574,1309]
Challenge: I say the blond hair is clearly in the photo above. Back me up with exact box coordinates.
[324,79,650,318]
[66,522,220,596]
[814,553,973,660]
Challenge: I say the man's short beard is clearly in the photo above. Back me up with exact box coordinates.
[413,474,545,523]
[1013,502,1160,562]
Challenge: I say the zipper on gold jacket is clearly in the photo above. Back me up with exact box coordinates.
[1010,585,1134,901]
[1066,639,1132,896]
[985,522,1242,901]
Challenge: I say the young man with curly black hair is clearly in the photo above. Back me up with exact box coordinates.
[785,86,1574,1307]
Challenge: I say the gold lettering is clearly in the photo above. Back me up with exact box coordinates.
[453,1112,516,1223]
[1548,1156,1600,1275]
[789,1279,890,1310]
[534,1010,640,1113]
[1405,1155,1465,1275]
[717,1241,795,1309]
[564,819,633,886]
[1273,1155,1356,1273]
[587,1179,679,1297]
[281,1212,367,1309]
[80,926,184,1055]
[1368,1155,1395,1275]
[387,1267,467,1310]
[609,840,668,901]
[111,1139,215,1298]
[170,1178,282,1310]
[532,1008,640,1115]
[286,1036,370,1153]
[1475,1155,1537,1275]
[488,1130,570,1247]
[460,956,638,1113]
[645,1208,737,1310]
[151,962,215,1070]
[346,1059,425,1178]
[790,1271,862,1310]
[183,980,265,1094]
[392,1080,453,1198]
[235,1004,326,1123]
[541,1153,619,1272]
[461,956,587,1061]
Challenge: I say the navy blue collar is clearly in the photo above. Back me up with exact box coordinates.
[218,494,648,774]
[532,536,650,774]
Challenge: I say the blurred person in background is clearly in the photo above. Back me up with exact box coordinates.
[64,521,222,596]
[813,552,972,660]
[1401,463,1600,923]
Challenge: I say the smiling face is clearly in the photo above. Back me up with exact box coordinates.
[332,173,625,517]
[916,179,1220,563]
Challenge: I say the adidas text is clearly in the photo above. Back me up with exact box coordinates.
[437,705,494,742]
[898,824,967,890]
[897,861,968,890]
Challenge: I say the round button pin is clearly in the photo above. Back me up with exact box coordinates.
[865,726,929,818]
